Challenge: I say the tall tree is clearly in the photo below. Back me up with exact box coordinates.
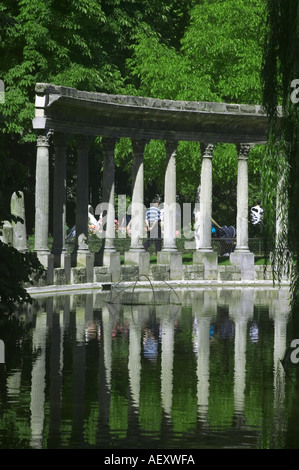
[261,0,299,300]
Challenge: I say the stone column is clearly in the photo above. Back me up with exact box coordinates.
[230,144,254,280]
[125,139,150,276]
[193,143,217,279]
[34,131,54,280]
[74,135,94,281]
[102,137,120,282]
[157,141,182,279]
[52,133,71,281]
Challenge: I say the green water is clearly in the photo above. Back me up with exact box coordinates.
[1,286,299,449]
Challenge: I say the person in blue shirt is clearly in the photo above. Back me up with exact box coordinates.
[143,197,162,254]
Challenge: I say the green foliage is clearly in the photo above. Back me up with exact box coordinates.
[261,0,299,304]
[0,240,44,315]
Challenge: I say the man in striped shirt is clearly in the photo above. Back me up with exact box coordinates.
[144,197,162,253]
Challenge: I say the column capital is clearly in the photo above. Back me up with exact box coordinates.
[200,143,214,158]
[75,134,91,150]
[102,136,119,153]
[237,143,254,160]
[36,130,53,147]
[132,138,149,156]
[53,132,68,149]
[165,140,178,156]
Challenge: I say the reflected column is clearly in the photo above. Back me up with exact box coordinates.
[192,291,216,424]
[102,303,116,391]
[230,289,254,425]
[160,311,175,419]
[30,308,48,448]
[128,307,143,410]
[270,289,289,438]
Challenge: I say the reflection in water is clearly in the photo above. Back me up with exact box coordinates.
[0,287,295,449]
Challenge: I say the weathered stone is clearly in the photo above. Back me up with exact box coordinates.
[0,221,13,245]
[157,251,182,280]
[11,192,27,252]
[71,268,87,284]
[54,268,68,285]
[193,251,218,280]
[94,266,112,283]
[124,251,150,276]
[121,265,139,281]
[151,264,170,281]
[183,265,204,280]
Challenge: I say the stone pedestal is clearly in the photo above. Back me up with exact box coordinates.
[103,251,121,282]
[76,251,94,283]
[230,251,254,280]
[36,252,54,284]
[125,250,150,277]
[157,251,182,280]
[55,252,71,283]
[193,250,218,280]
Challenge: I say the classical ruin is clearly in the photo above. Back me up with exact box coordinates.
[29,83,279,286]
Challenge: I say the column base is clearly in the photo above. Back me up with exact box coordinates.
[125,250,150,277]
[157,251,182,280]
[230,250,254,280]
[193,251,218,280]
[103,251,121,282]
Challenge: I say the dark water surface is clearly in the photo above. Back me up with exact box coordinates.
[1,285,299,449]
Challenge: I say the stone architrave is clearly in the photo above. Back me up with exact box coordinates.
[52,133,71,279]
[102,137,121,282]
[230,143,254,280]
[34,131,54,280]
[125,138,150,276]
[11,191,27,252]
[74,135,94,281]
[193,143,217,279]
[158,141,182,280]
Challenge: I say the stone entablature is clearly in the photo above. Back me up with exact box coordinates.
[33,83,273,144]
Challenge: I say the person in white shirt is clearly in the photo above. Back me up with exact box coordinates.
[250,199,263,235]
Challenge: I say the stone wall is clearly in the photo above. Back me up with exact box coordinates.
[27,262,281,288]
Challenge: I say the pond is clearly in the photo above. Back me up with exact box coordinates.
[0,285,299,450]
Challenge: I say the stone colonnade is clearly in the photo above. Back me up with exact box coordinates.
[33,130,257,283]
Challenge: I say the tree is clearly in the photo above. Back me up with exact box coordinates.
[261,0,299,301]
[127,0,267,215]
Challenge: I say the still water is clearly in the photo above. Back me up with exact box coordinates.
[0,285,299,449]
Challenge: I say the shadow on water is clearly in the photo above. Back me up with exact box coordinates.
[1,285,299,449]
